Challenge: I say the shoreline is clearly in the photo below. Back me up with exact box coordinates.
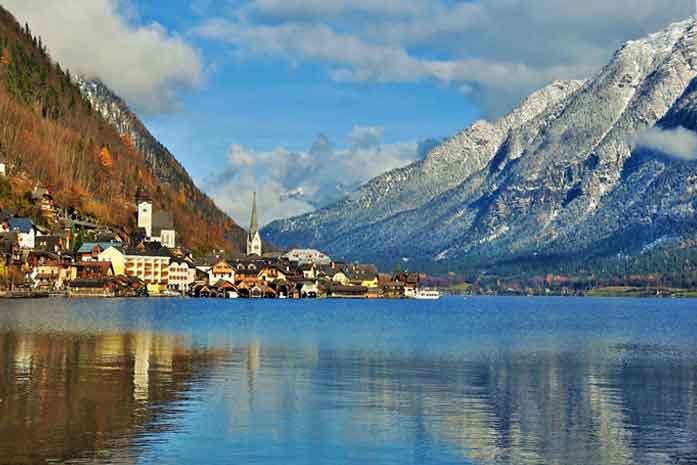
[3,289,697,300]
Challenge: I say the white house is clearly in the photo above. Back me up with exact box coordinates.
[0,159,6,176]
[283,249,332,266]
[168,258,196,294]
[7,218,37,249]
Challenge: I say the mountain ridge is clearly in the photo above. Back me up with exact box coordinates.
[263,18,697,273]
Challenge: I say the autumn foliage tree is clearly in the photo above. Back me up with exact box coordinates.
[98,145,113,169]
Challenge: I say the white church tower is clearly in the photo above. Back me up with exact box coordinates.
[137,191,153,238]
[247,192,262,256]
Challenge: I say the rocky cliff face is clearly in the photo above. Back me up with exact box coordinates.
[78,78,193,192]
[263,19,697,271]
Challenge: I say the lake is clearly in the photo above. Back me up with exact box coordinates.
[1,297,696,465]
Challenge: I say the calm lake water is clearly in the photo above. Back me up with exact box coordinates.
[1,297,696,465]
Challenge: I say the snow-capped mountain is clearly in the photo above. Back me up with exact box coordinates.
[263,18,697,271]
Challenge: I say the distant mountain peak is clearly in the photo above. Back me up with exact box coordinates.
[263,20,697,273]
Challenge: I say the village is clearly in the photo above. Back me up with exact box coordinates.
[0,160,427,299]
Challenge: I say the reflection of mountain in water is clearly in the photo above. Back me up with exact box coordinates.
[216,345,697,465]
[0,331,225,465]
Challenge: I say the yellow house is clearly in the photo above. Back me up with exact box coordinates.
[257,266,288,283]
[98,246,126,276]
[332,271,350,286]
[360,276,379,289]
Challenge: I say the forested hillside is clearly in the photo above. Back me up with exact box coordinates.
[0,6,247,253]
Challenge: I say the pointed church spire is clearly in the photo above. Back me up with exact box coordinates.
[247,192,262,256]
[250,192,258,235]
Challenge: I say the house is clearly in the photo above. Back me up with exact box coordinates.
[235,268,260,288]
[169,257,196,294]
[0,158,5,176]
[27,251,66,290]
[34,235,63,254]
[189,281,211,298]
[97,245,127,276]
[257,265,288,284]
[211,280,238,298]
[395,272,421,298]
[68,279,115,298]
[210,260,236,285]
[347,264,380,289]
[299,281,320,298]
[71,261,115,281]
[283,249,332,266]
[379,273,405,299]
[331,270,351,286]
[7,218,37,249]
[328,284,369,299]
[298,263,319,280]
[68,261,115,296]
[124,245,171,295]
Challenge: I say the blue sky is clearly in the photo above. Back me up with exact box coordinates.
[3,0,692,225]
[136,0,479,172]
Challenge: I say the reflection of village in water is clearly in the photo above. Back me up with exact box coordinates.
[2,322,697,465]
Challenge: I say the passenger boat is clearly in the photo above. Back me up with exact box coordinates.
[413,289,441,300]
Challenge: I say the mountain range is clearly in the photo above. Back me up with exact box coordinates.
[263,19,697,273]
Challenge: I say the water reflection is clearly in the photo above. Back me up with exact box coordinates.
[0,299,696,465]
[0,330,225,464]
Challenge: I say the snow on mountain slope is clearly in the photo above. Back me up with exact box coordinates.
[264,19,697,270]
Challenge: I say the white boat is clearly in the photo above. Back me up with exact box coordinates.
[413,289,441,300]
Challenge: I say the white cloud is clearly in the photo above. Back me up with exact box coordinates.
[251,0,426,18]
[3,0,204,113]
[195,0,690,116]
[203,130,424,226]
[634,127,697,160]
[349,126,383,149]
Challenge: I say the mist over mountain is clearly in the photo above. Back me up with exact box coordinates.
[263,18,697,273]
